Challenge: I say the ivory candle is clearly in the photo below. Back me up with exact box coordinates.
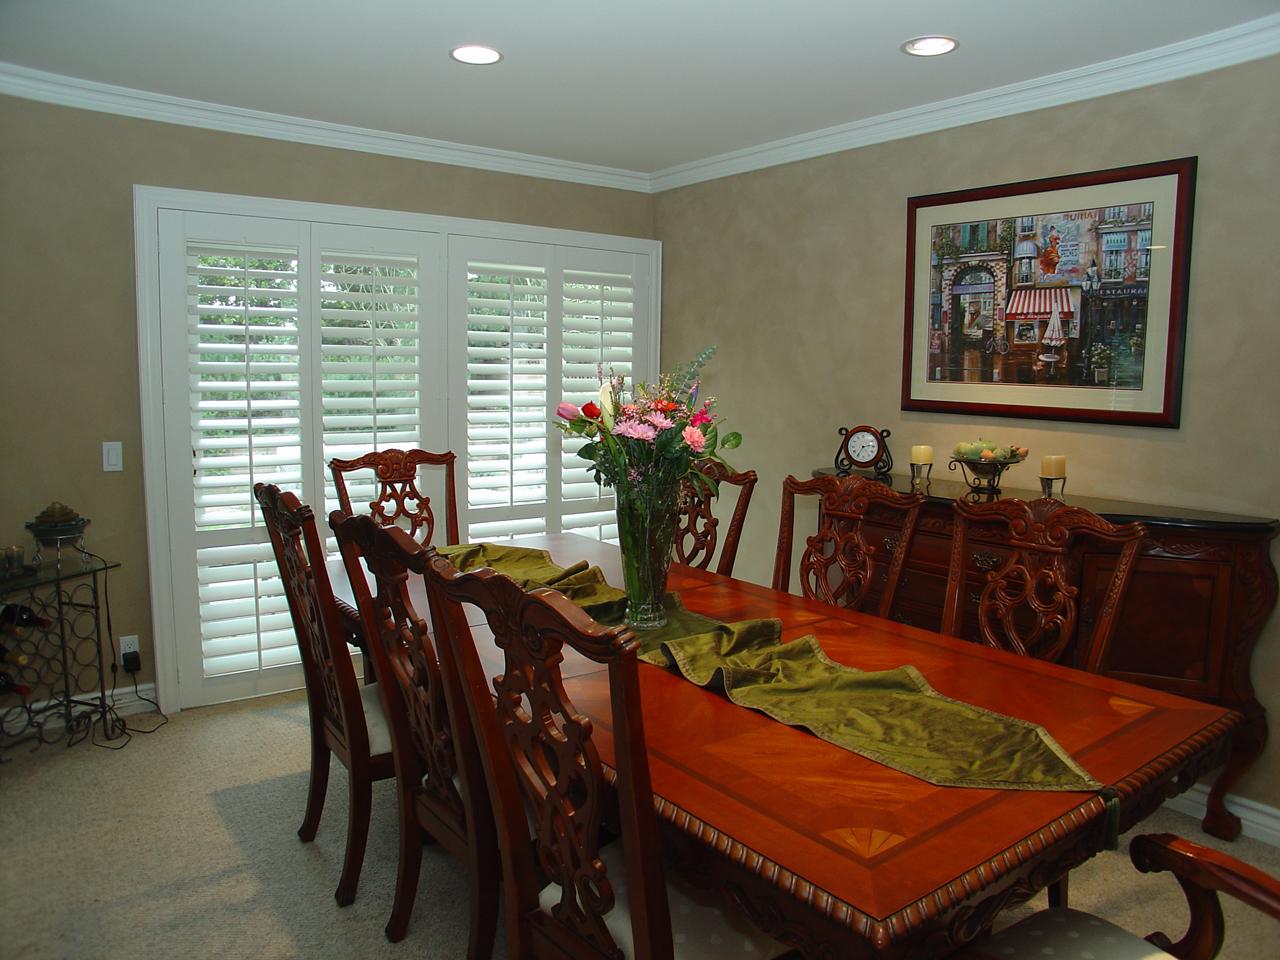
[910,445,934,465]
[1040,455,1067,478]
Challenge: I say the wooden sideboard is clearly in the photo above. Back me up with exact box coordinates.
[815,470,1278,840]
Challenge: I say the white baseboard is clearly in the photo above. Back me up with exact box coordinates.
[106,682,161,718]
[1164,784,1280,848]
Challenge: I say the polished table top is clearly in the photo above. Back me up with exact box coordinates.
[328,532,1239,956]
[511,534,1239,956]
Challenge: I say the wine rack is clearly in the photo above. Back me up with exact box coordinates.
[0,553,121,759]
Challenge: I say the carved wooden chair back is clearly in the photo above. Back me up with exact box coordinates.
[255,484,393,908]
[255,483,368,759]
[423,551,674,960]
[772,474,925,619]
[940,497,1147,663]
[329,447,460,545]
[328,512,498,946]
[674,459,758,576]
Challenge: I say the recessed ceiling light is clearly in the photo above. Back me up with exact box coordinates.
[450,44,502,65]
[901,36,958,57]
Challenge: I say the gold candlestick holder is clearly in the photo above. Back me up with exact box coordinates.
[909,462,933,489]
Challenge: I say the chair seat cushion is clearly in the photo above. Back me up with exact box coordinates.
[538,841,790,959]
[358,682,392,757]
[953,907,1175,960]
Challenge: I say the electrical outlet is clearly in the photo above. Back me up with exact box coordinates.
[120,635,140,659]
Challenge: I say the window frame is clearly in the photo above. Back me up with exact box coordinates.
[135,185,660,712]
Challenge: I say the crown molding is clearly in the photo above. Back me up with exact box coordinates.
[649,13,1280,192]
[0,62,652,193]
[3,13,1278,196]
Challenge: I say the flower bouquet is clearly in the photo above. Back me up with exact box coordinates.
[555,347,741,629]
[948,440,1029,496]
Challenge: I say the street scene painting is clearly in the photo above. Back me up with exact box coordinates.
[925,203,1153,390]
[901,158,1196,428]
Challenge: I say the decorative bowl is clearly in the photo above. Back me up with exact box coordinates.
[25,517,88,545]
[948,442,1029,497]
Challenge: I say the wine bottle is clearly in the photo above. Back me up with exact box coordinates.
[0,603,52,634]
[0,642,30,667]
[0,670,32,697]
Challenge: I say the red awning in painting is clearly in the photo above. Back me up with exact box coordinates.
[1005,287,1075,320]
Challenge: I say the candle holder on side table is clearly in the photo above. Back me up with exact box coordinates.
[910,462,933,489]
[1040,476,1067,498]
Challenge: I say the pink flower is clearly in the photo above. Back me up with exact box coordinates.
[613,420,657,442]
[682,425,706,452]
[689,408,712,428]
[556,401,581,421]
[644,411,674,429]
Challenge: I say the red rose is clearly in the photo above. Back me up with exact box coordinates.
[581,401,602,419]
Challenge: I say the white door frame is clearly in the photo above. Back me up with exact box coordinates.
[133,184,660,712]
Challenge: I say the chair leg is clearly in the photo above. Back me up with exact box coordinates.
[385,809,425,943]
[298,737,331,842]
[335,772,373,907]
[467,843,500,960]
[1048,875,1068,908]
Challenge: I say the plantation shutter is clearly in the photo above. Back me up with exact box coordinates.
[179,232,308,680]
[559,266,635,541]
[153,203,653,710]
[314,231,440,521]
[459,248,550,540]
[448,238,652,541]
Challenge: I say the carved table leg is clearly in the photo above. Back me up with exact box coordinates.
[1203,701,1266,841]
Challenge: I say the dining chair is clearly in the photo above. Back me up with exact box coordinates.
[422,550,795,960]
[329,447,460,545]
[328,511,498,952]
[252,483,394,907]
[940,496,1147,664]
[954,832,1280,960]
[942,497,1147,911]
[674,459,758,576]
[772,474,925,619]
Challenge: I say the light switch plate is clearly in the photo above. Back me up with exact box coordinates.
[102,441,123,472]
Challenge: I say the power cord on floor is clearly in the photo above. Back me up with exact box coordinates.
[73,547,169,749]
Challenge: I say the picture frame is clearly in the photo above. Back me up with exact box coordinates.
[901,157,1196,428]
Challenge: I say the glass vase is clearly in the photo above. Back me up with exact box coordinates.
[613,476,681,630]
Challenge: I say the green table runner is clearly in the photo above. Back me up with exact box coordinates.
[439,543,1108,796]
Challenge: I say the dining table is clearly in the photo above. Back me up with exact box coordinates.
[329,531,1240,959]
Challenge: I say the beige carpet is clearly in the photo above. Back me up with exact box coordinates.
[1,690,1276,959]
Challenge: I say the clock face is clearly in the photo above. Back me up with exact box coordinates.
[847,429,881,466]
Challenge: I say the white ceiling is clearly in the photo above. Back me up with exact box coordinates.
[2,0,1278,186]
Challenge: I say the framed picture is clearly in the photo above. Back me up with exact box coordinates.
[901,157,1196,427]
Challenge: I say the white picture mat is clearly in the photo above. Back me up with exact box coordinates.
[909,174,1181,414]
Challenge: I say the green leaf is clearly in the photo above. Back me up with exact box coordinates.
[576,442,598,461]
[721,431,742,450]
[688,467,719,500]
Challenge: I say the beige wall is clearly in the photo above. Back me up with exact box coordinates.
[655,55,1280,805]
[0,94,654,688]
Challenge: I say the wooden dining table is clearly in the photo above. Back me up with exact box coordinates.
[330,532,1240,959]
